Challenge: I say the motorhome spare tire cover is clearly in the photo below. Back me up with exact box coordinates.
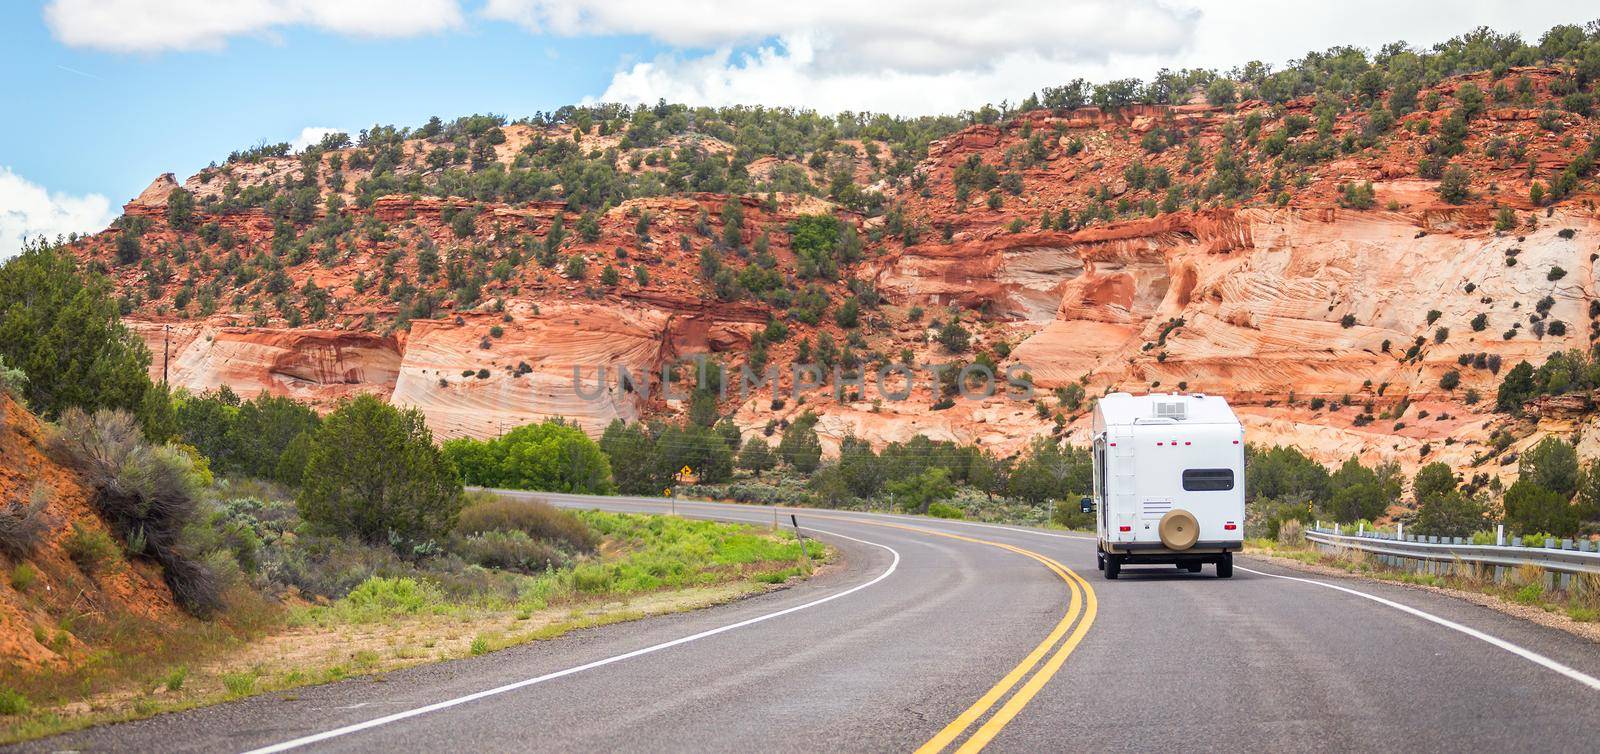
[1158,509,1199,550]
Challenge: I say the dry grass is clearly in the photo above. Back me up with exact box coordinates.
[1244,539,1600,639]
[0,516,829,745]
[0,579,777,744]
[455,492,598,553]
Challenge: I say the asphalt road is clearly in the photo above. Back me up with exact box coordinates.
[17,493,1600,753]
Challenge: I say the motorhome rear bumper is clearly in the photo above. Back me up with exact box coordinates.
[1103,540,1241,556]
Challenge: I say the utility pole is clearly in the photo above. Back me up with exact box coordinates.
[162,325,171,387]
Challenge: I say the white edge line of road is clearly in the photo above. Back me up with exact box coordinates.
[1236,565,1600,692]
[238,527,902,754]
[652,490,1600,695]
[510,493,1600,692]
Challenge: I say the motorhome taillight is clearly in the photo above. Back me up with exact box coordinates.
[1224,522,1237,531]
[1118,525,1132,532]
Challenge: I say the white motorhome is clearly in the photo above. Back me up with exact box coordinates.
[1081,393,1245,579]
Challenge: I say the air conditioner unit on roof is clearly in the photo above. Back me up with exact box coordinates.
[1152,400,1187,420]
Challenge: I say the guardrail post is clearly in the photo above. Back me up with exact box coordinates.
[1496,524,1504,547]
[1334,522,1341,535]
[1396,521,1404,541]
[1358,522,1365,536]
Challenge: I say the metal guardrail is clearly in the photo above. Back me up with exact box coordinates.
[1304,528,1600,577]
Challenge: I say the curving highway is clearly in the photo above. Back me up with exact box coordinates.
[16,493,1600,753]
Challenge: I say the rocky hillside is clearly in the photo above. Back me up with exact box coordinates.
[0,394,182,672]
[60,30,1600,479]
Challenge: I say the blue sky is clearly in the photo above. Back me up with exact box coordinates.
[2,1,1593,257]
[0,2,644,202]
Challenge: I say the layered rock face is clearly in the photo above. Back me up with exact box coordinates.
[868,205,1599,472]
[65,65,1600,479]
[131,323,401,401]
[134,299,767,440]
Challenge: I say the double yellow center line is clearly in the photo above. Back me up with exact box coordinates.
[804,514,1098,753]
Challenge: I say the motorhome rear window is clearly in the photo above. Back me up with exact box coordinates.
[1182,468,1234,491]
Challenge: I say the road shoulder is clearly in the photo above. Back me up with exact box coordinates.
[1241,548,1600,645]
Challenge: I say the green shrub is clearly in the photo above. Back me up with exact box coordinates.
[449,530,563,573]
[443,420,613,495]
[887,467,956,514]
[270,534,410,600]
[65,521,119,575]
[1517,531,1558,548]
[54,408,223,616]
[1277,519,1305,545]
[0,688,30,715]
[163,665,188,691]
[9,562,37,591]
[0,355,26,399]
[777,412,823,473]
[0,243,157,430]
[453,495,597,553]
[1246,495,1315,540]
[568,562,614,593]
[298,395,463,546]
[0,484,53,558]
[1050,500,1094,530]
[1437,164,1472,204]
[926,502,964,519]
[221,671,256,697]
[755,567,802,584]
[339,576,437,621]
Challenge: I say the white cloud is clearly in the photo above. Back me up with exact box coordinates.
[290,126,347,152]
[484,1,1194,74]
[495,0,1595,115]
[595,36,1143,115]
[0,167,116,259]
[45,0,465,53]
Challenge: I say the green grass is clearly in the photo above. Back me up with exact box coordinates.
[220,671,256,698]
[63,523,119,576]
[2,511,825,745]
[511,511,821,602]
[754,566,805,584]
[1247,540,1600,623]
[9,564,37,592]
[0,690,30,716]
[161,666,187,692]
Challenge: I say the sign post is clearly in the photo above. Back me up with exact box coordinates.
[790,514,812,571]
[671,466,693,516]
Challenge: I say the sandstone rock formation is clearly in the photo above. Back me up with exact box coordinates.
[62,64,1600,484]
